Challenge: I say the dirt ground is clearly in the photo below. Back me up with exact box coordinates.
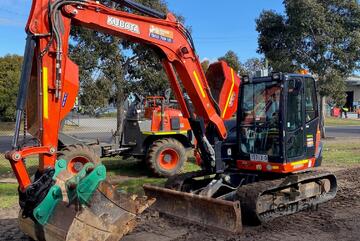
[1,165,360,241]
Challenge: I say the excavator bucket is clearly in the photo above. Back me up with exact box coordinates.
[18,164,155,241]
[143,184,242,233]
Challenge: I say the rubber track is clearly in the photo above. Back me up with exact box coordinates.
[237,171,337,224]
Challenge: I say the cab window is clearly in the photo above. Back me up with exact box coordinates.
[304,78,317,122]
[286,78,304,158]
[239,81,281,158]
[286,78,303,131]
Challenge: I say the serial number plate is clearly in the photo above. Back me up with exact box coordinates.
[250,154,269,162]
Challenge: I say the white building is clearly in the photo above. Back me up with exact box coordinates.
[345,75,360,110]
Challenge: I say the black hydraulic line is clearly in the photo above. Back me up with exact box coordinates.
[183,28,196,51]
[49,0,86,99]
[16,36,36,111]
[184,96,216,172]
[112,0,167,19]
[13,35,36,149]
[160,99,165,131]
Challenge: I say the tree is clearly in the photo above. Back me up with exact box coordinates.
[257,0,360,94]
[126,44,170,97]
[125,3,186,97]
[69,0,173,133]
[256,10,298,73]
[218,51,246,75]
[320,70,347,107]
[243,57,267,76]
[201,60,210,73]
[69,27,121,115]
[0,55,23,121]
[256,0,360,136]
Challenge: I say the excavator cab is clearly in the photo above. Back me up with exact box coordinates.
[237,73,322,172]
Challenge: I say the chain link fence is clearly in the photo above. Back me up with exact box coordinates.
[0,111,119,179]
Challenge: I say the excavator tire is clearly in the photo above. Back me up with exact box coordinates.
[58,144,100,174]
[146,138,186,177]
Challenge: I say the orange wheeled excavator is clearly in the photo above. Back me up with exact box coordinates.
[60,93,193,177]
[6,0,337,240]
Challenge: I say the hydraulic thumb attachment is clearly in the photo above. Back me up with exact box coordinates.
[18,160,155,241]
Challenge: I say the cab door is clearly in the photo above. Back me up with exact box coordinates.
[303,77,320,160]
[284,77,306,162]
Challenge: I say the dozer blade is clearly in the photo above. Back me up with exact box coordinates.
[19,178,155,241]
[143,184,242,233]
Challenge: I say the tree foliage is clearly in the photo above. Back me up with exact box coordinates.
[201,60,210,73]
[69,27,120,114]
[126,44,170,97]
[69,0,175,131]
[218,50,246,75]
[243,57,267,76]
[124,0,187,97]
[0,55,23,121]
[69,0,179,103]
[218,52,267,76]
[256,0,360,105]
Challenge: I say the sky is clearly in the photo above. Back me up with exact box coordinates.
[0,0,284,62]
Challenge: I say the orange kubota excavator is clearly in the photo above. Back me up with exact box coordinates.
[6,0,337,240]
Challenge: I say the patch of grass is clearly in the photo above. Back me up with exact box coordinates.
[0,154,201,178]
[104,156,200,195]
[0,157,11,176]
[0,183,18,208]
[325,117,360,126]
[117,178,166,195]
[105,157,200,195]
[102,157,151,177]
[62,125,82,132]
[104,156,201,177]
[183,158,201,173]
[0,157,38,177]
[323,138,360,165]
[0,122,15,135]
[0,156,140,178]
[96,113,117,118]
